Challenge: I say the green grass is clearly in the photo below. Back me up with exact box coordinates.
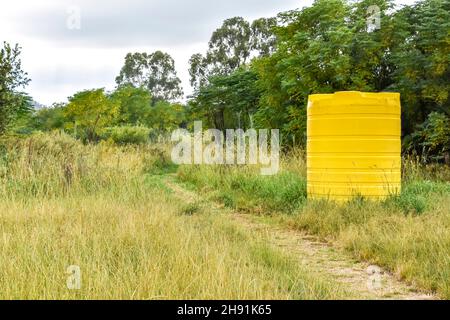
[178,165,307,214]
[178,151,450,299]
[386,180,450,215]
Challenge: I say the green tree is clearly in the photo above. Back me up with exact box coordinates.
[207,17,252,73]
[189,17,252,90]
[111,85,152,125]
[65,89,119,142]
[407,112,450,163]
[189,68,261,131]
[190,75,229,131]
[390,0,450,135]
[0,42,32,134]
[188,53,210,90]
[116,51,183,102]
[147,101,186,133]
[251,17,278,56]
[224,68,261,129]
[188,17,277,130]
[30,103,66,132]
[189,16,276,90]
[253,0,398,146]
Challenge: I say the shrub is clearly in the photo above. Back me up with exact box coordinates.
[101,126,150,145]
[385,180,450,215]
[405,112,450,164]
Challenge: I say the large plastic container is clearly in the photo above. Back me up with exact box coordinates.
[307,91,401,201]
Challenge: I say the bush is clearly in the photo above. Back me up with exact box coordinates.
[101,126,150,145]
[405,112,450,164]
[385,180,450,215]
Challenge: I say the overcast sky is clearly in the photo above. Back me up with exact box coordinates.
[1,0,417,105]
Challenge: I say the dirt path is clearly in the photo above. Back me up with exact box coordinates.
[164,176,436,300]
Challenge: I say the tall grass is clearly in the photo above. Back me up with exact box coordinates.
[178,148,450,298]
[0,132,146,199]
[178,165,307,214]
[0,133,344,299]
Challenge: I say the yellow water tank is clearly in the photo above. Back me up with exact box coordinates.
[307,91,401,201]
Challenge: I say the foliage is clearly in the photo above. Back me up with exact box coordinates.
[0,42,32,134]
[251,17,278,56]
[189,17,278,90]
[100,126,151,145]
[189,17,252,89]
[147,101,186,133]
[406,112,450,163]
[390,0,450,134]
[188,0,449,159]
[64,89,119,142]
[207,17,252,74]
[116,51,183,102]
[29,103,67,132]
[25,86,186,139]
[111,85,152,125]
[190,68,261,130]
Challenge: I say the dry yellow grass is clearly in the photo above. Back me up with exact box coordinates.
[178,149,450,299]
[0,132,344,300]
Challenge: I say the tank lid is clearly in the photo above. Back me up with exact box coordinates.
[309,91,400,102]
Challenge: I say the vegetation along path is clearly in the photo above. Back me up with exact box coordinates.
[163,175,436,300]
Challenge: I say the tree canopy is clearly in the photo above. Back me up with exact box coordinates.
[189,16,278,90]
[65,89,119,141]
[0,42,32,134]
[188,0,450,158]
[116,51,183,103]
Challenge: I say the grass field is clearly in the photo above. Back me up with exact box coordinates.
[0,133,345,299]
[177,150,450,299]
[1,132,449,299]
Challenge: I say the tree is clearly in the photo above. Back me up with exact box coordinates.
[190,75,230,131]
[0,42,32,134]
[390,0,450,135]
[189,68,262,131]
[252,0,399,146]
[188,53,210,90]
[223,68,261,129]
[189,16,275,90]
[207,17,252,73]
[30,103,66,132]
[251,17,278,56]
[147,101,186,133]
[407,112,450,164]
[116,51,183,102]
[188,16,277,130]
[111,85,152,125]
[189,17,252,90]
[65,89,119,141]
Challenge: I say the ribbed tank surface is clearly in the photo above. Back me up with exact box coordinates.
[307,91,401,201]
